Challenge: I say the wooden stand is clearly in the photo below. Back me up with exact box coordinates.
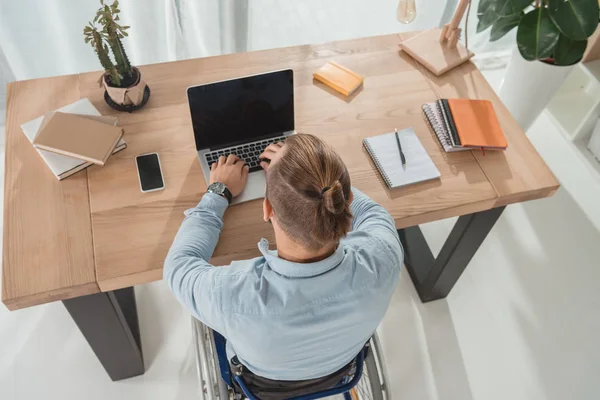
[398,0,474,76]
[582,26,600,63]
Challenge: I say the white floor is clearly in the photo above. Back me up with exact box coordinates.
[2,31,600,400]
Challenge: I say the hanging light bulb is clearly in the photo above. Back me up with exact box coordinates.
[397,0,417,24]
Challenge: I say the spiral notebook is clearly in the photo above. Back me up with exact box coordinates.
[422,101,470,153]
[363,128,440,189]
[422,100,507,152]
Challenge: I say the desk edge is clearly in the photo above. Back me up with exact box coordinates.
[2,281,100,311]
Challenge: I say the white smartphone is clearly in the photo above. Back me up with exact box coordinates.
[135,153,165,193]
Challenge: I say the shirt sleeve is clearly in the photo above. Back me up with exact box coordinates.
[163,192,229,332]
[350,187,403,266]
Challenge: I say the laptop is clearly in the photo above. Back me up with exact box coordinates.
[187,69,295,204]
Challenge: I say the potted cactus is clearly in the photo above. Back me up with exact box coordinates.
[84,0,150,111]
[477,0,599,131]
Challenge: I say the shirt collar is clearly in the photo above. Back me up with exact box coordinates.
[258,238,345,278]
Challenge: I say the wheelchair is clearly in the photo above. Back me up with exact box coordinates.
[192,317,391,400]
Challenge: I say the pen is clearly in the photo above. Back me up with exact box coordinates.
[394,128,406,166]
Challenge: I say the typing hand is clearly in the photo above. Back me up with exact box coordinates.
[210,154,249,197]
[259,142,285,171]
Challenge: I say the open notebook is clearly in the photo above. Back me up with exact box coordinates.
[363,128,440,189]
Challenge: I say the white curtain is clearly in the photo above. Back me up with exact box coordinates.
[0,0,227,80]
[0,0,227,124]
[0,0,513,124]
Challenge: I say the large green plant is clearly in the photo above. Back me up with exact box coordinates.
[83,0,134,87]
[477,0,600,65]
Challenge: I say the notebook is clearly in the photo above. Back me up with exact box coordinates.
[447,99,507,149]
[422,102,469,153]
[422,99,507,152]
[363,128,441,189]
[21,98,127,180]
[33,112,124,165]
[313,61,364,96]
[440,99,461,146]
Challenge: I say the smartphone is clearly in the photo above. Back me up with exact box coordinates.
[135,153,165,193]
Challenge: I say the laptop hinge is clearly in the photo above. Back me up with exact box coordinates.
[209,132,287,151]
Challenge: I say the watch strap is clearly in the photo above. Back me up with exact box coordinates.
[222,186,233,204]
[208,182,232,204]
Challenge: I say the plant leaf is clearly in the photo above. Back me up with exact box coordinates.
[478,0,496,14]
[548,0,599,41]
[554,33,588,65]
[477,5,500,33]
[498,0,531,17]
[490,12,523,41]
[517,7,561,60]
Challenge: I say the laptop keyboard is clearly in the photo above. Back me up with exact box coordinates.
[204,137,285,173]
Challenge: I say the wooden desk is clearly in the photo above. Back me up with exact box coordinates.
[2,33,559,380]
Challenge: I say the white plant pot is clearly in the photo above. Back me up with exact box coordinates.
[499,48,575,132]
[588,118,600,162]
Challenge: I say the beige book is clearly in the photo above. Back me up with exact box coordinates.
[35,112,126,179]
[38,112,119,131]
[33,112,124,166]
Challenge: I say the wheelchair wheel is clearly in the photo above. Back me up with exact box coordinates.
[192,317,230,400]
[353,333,389,400]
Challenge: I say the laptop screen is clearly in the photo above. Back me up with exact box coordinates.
[188,69,294,151]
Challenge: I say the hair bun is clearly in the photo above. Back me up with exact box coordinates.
[321,181,346,215]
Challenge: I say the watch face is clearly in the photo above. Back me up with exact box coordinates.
[209,182,225,194]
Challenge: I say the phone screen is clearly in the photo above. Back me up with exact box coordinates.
[136,153,164,192]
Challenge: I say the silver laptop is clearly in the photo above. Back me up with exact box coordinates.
[187,69,295,204]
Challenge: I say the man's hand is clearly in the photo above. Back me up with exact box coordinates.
[259,142,285,171]
[209,154,249,197]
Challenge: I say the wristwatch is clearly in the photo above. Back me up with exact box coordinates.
[207,182,232,204]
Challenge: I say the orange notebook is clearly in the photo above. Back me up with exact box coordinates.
[313,61,364,96]
[447,99,507,150]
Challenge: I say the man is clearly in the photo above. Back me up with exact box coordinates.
[164,134,402,385]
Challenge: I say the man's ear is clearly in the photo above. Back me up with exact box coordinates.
[263,197,273,222]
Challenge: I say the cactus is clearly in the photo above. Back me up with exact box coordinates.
[111,36,132,79]
[84,24,121,86]
[83,0,134,87]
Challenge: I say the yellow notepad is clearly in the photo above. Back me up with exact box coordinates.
[33,112,124,166]
[313,61,364,96]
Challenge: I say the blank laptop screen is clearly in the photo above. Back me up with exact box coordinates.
[188,69,294,151]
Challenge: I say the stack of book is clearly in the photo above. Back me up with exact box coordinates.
[21,99,127,180]
[422,98,508,154]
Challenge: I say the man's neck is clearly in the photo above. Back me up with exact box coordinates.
[275,235,337,264]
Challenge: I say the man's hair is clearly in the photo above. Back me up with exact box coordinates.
[266,134,352,249]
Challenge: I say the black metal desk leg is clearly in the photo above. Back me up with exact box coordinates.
[62,287,145,381]
[398,206,505,303]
